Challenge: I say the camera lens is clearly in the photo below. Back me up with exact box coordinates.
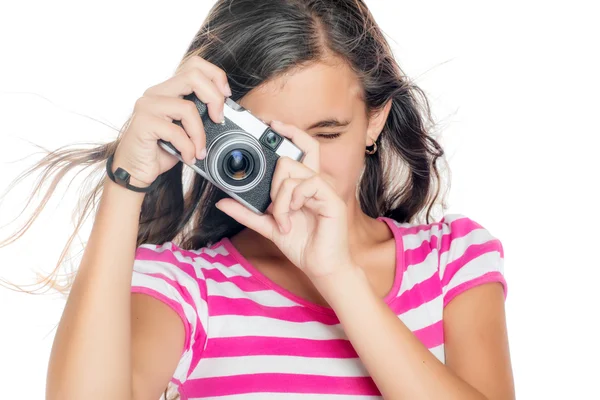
[207,132,266,193]
[224,149,254,180]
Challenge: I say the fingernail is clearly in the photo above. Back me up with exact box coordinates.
[215,201,221,209]
[198,148,207,160]
[271,120,281,126]
[224,83,232,97]
[191,157,197,165]
[220,111,225,124]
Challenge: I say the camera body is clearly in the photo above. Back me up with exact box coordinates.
[158,93,304,215]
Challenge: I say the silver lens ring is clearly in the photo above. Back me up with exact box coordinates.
[206,131,266,193]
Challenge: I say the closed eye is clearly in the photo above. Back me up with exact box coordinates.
[315,133,342,140]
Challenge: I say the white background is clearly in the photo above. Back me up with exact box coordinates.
[1,0,598,398]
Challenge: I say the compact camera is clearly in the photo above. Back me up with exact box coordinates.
[158,93,305,215]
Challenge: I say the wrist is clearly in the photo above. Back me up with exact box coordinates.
[109,155,155,189]
[121,174,152,188]
[312,264,370,305]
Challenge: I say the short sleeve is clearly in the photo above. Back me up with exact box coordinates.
[130,241,208,384]
[437,214,507,307]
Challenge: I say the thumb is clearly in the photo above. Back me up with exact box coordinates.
[215,198,277,241]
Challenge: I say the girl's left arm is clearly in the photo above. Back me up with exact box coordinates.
[214,120,515,399]
[314,266,515,400]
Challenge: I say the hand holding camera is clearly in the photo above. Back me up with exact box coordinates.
[111,55,304,214]
[110,56,233,189]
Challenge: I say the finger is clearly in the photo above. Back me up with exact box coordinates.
[266,202,275,215]
[132,113,197,164]
[134,96,206,160]
[215,198,278,241]
[270,156,315,204]
[177,55,232,97]
[144,68,225,125]
[270,120,320,173]
[271,178,302,234]
[290,175,343,218]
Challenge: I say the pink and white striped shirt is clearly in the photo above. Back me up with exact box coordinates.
[131,213,507,399]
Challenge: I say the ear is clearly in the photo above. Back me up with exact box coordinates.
[365,99,393,145]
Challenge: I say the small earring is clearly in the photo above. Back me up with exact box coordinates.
[365,136,378,155]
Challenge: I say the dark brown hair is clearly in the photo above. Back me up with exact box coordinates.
[0,1,450,398]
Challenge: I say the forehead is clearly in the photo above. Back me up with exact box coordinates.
[239,60,364,128]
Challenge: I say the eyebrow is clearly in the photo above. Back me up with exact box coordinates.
[306,118,351,130]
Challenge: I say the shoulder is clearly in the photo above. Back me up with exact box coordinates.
[383,213,506,305]
[133,239,237,279]
[130,241,226,384]
[436,214,506,305]
[435,213,503,257]
[384,213,503,259]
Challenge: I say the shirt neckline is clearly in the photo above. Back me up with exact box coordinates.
[219,216,405,316]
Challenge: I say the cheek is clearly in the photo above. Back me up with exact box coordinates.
[319,138,365,195]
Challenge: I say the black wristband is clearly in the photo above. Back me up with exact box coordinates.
[105,153,158,193]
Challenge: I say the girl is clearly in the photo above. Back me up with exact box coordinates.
[8,0,514,399]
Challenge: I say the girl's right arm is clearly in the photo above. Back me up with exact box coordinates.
[45,55,232,400]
